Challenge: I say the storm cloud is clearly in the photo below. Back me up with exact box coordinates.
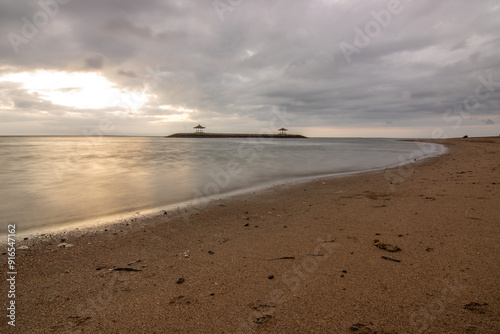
[0,0,499,137]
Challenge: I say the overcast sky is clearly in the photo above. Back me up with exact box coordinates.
[0,0,499,137]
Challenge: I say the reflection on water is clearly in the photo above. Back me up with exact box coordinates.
[0,136,444,235]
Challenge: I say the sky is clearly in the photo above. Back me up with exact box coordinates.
[0,0,499,138]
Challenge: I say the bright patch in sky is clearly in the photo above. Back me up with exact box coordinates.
[0,71,149,110]
[153,105,195,122]
[149,114,191,123]
[159,105,196,113]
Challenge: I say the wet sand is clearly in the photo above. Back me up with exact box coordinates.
[1,137,499,333]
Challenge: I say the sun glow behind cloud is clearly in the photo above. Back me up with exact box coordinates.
[0,71,149,110]
[149,105,195,123]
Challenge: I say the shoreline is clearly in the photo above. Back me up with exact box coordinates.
[2,140,447,242]
[2,137,499,333]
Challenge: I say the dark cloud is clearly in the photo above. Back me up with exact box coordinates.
[118,69,137,78]
[84,54,105,69]
[0,0,499,136]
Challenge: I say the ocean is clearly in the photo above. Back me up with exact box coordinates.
[0,136,446,236]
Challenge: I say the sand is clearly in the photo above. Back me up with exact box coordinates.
[1,137,499,333]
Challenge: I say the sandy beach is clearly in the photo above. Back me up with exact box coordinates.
[2,137,499,333]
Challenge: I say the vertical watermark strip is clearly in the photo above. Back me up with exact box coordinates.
[6,224,17,327]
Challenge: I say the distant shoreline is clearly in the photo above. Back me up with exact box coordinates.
[166,132,308,138]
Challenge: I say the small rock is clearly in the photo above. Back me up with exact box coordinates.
[24,237,29,240]
[219,203,227,207]
[208,251,214,254]
[18,245,29,250]
[349,323,374,333]
[254,314,272,325]
[162,210,168,214]
[60,238,66,242]
[374,240,401,252]
[244,223,249,227]
[210,293,215,296]
[57,243,74,248]
[267,275,274,280]
[176,277,185,284]
[464,302,488,313]
[342,270,347,273]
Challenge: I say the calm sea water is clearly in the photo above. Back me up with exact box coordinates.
[0,136,445,235]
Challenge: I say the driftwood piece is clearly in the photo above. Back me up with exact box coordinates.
[112,268,142,272]
[267,256,295,261]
